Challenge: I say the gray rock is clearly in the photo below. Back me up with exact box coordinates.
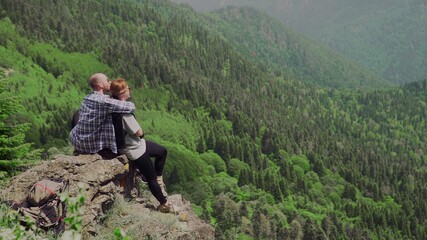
[0,154,214,239]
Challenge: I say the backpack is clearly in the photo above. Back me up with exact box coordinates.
[71,110,79,130]
[19,179,69,233]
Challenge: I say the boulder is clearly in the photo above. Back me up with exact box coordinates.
[0,154,214,239]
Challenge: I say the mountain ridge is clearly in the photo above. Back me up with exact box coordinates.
[171,0,427,84]
[0,0,426,239]
[204,6,390,89]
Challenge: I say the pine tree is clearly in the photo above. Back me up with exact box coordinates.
[0,75,31,160]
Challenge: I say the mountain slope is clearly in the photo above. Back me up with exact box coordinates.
[203,6,389,89]
[0,0,426,239]
[171,0,427,84]
[315,0,427,84]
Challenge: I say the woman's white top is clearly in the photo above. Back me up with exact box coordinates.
[119,114,146,160]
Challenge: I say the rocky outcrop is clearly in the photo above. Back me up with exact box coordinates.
[0,154,214,239]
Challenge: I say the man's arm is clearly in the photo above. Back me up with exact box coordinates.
[104,97,135,113]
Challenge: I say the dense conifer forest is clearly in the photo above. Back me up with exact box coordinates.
[0,0,426,239]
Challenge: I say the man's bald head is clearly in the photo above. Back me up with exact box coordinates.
[89,73,110,93]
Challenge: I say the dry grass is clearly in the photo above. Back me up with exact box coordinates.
[91,190,184,240]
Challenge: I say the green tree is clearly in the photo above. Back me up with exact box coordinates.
[0,75,31,160]
[213,193,240,236]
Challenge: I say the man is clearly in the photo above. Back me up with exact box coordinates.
[70,73,135,159]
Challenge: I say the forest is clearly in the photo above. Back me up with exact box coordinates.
[172,0,427,85]
[203,6,388,89]
[0,0,426,239]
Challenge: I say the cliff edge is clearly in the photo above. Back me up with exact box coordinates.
[0,154,214,239]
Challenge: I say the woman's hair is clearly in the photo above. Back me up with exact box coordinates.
[110,78,128,99]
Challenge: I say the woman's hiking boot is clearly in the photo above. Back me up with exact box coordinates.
[157,204,171,213]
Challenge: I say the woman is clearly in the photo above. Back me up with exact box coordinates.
[110,78,170,213]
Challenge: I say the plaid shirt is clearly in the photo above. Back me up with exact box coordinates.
[70,92,135,154]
